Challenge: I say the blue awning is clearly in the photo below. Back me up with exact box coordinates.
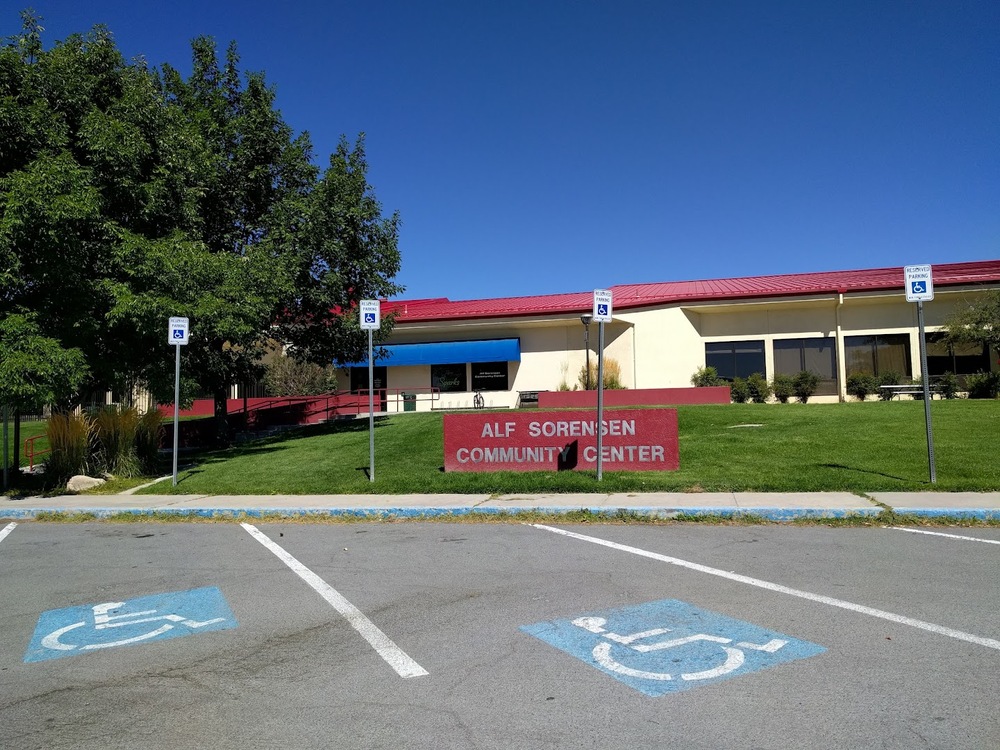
[342,338,521,368]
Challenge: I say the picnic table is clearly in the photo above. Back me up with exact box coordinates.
[877,383,942,400]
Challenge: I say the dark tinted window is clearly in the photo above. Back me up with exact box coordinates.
[431,364,467,393]
[471,361,508,391]
[705,340,765,380]
[773,337,838,395]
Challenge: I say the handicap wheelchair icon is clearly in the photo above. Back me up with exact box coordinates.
[572,616,787,682]
[41,601,226,653]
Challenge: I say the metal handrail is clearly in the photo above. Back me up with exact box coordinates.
[24,434,49,472]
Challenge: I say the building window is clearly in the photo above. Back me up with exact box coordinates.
[844,334,912,377]
[773,337,838,395]
[705,340,765,380]
[471,361,508,391]
[925,333,991,381]
[431,364,467,393]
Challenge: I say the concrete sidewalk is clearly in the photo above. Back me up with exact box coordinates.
[2,490,999,521]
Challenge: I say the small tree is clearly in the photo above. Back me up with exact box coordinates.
[943,289,1000,353]
[793,371,821,404]
[746,372,771,403]
[771,373,794,403]
[0,315,88,485]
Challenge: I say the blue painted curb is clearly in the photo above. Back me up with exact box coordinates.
[1,505,887,521]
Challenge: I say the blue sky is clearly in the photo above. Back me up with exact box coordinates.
[11,1,999,302]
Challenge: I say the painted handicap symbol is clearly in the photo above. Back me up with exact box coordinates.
[521,599,825,696]
[42,601,226,653]
[572,616,786,682]
[25,586,237,663]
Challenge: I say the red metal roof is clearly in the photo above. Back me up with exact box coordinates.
[389,260,1000,323]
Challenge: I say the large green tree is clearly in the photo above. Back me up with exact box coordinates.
[2,14,403,446]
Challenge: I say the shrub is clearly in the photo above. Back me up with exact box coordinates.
[135,408,165,474]
[91,405,141,477]
[578,358,626,389]
[771,373,794,403]
[730,377,750,403]
[263,357,336,396]
[45,412,91,483]
[965,371,1000,399]
[793,370,821,403]
[746,372,771,403]
[846,373,877,401]
[691,366,722,388]
[936,372,959,400]
[876,371,902,400]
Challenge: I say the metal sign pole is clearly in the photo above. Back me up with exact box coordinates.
[172,343,180,486]
[916,301,936,483]
[368,328,375,482]
[2,405,9,490]
[596,321,605,481]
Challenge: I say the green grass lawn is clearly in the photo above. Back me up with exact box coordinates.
[137,400,1000,495]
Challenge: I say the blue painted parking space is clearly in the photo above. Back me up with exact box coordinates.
[24,586,237,663]
[521,598,825,696]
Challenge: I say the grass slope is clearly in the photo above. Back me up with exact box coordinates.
[138,400,1000,495]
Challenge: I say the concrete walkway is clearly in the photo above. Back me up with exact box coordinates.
[3,490,999,521]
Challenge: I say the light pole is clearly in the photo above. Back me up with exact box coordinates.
[580,313,593,389]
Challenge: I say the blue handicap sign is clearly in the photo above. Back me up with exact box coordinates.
[597,304,608,316]
[911,281,926,294]
[521,599,825,696]
[24,586,237,663]
[364,313,376,323]
[172,328,184,339]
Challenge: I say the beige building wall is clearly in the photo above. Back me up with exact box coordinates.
[335,283,997,410]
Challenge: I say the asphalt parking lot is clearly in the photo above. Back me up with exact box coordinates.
[1,521,998,749]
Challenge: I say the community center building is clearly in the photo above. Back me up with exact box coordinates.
[337,259,1000,408]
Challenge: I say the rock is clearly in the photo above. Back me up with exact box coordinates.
[67,475,106,492]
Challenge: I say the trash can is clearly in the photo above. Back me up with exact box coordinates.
[402,393,417,412]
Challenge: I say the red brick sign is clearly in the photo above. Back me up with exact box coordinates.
[443,409,679,472]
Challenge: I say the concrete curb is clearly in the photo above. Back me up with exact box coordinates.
[0,505,888,522]
[888,508,1000,521]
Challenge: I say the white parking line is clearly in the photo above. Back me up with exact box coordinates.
[241,523,428,679]
[533,524,1000,652]
[891,527,1000,545]
[0,522,16,543]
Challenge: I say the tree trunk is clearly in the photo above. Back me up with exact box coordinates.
[213,387,230,447]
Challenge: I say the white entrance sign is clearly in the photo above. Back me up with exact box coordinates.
[168,316,189,345]
[360,300,381,331]
[904,265,934,302]
[593,289,613,323]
